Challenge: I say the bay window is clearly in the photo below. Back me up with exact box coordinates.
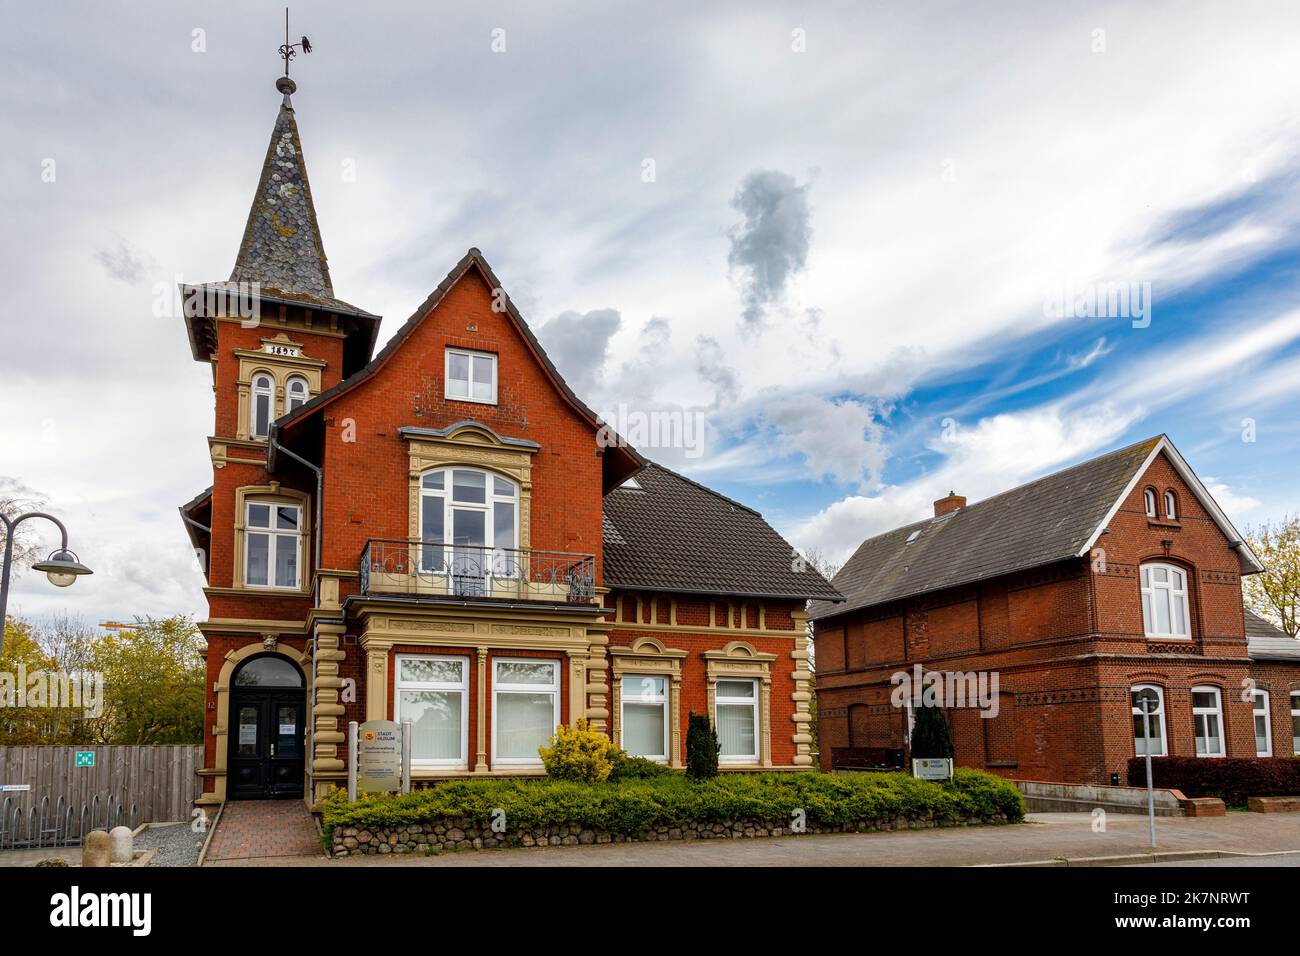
[244,501,300,589]
[1130,685,1166,756]
[395,655,468,768]
[1191,686,1224,757]
[445,347,497,404]
[492,659,559,767]
[620,675,668,761]
[1253,689,1271,756]
[715,678,759,763]
[1140,562,1190,639]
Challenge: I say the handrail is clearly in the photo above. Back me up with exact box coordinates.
[360,539,596,604]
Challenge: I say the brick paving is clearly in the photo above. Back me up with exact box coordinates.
[203,800,323,864]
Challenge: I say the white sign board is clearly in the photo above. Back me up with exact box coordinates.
[356,720,403,794]
[912,757,953,781]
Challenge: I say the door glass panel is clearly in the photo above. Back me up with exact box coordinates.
[276,705,300,757]
[237,706,259,756]
[421,494,445,569]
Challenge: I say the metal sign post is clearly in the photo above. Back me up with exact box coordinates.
[1140,698,1156,848]
[400,720,412,794]
[346,720,358,803]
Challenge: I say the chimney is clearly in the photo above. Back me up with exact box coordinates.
[933,490,966,517]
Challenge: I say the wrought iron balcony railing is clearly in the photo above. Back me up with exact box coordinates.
[359,539,596,605]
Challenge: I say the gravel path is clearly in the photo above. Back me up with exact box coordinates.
[135,823,205,867]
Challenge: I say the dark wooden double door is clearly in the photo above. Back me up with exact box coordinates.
[228,691,306,799]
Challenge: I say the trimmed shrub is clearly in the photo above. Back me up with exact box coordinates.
[539,720,619,783]
[1127,756,1300,807]
[910,705,954,759]
[685,712,719,780]
[609,752,676,780]
[320,768,1025,847]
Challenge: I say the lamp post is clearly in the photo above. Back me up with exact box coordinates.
[0,511,93,655]
[1139,695,1157,848]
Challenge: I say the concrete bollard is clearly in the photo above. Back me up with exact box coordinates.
[82,830,111,867]
[109,825,134,863]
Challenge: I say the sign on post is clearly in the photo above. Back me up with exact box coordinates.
[355,720,403,795]
[75,751,95,768]
[912,757,953,781]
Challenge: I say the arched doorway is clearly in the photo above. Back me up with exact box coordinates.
[227,654,306,799]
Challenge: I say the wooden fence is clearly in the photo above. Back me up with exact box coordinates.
[0,746,202,844]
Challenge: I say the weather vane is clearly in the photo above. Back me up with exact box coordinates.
[278,7,312,77]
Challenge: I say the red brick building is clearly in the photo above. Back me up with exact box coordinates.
[811,436,1300,785]
[178,79,838,806]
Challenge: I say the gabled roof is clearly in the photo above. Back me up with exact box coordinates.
[1245,610,1300,662]
[269,247,643,492]
[602,462,842,602]
[809,435,1264,623]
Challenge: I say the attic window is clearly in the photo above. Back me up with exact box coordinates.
[1143,488,1158,518]
[445,348,497,404]
[906,529,922,543]
[1163,490,1177,520]
[621,477,644,491]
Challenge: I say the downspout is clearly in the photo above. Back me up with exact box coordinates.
[270,436,324,802]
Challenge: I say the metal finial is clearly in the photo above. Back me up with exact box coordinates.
[277,7,312,79]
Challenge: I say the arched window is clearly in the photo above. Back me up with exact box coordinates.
[418,467,519,588]
[1130,685,1166,756]
[286,375,310,413]
[250,373,274,439]
[1143,488,1157,518]
[1163,490,1177,520]
[234,654,304,687]
[1139,562,1190,638]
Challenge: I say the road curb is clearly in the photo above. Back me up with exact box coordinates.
[979,848,1300,867]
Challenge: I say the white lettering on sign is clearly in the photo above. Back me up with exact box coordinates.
[262,344,301,356]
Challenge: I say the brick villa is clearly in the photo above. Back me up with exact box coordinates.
[812,436,1300,785]
[177,77,839,805]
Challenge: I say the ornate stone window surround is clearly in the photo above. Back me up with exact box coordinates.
[704,640,776,767]
[610,637,687,767]
[232,483,312,593]
[234,334,326,441]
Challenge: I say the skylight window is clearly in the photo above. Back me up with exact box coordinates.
[906,529,922,543]
[621,477,644,491]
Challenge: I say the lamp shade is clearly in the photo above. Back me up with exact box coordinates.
[32,549,93,588]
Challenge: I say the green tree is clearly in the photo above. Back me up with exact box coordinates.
[910,704,954,759]
[685,712,719,780]
[1243,515,1300,636]
[85,616,206,744]
[0,618,61,744]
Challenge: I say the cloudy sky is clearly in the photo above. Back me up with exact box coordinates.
[3,1,1300,625]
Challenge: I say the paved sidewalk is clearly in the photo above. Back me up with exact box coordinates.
[235,810,1300,867]
[203,800,323,864]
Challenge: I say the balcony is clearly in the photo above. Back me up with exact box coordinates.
[359,539,596,605]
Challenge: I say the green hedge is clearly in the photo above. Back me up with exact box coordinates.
[322,768,1024,842]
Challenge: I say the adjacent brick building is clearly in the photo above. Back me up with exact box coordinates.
[811,436,1300,785]
[178,78,839,805]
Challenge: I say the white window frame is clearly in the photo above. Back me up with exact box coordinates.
[417,467,519,576]
[1163,490,1177,520]
[619,674,669,763]
[243,500,301,590]
[1253,688,1272,757]
[1191,685,1225,759]
[1130,684,1167,757]
[444,347,498,405]
[1143,488,1157,518]
[250,372,274,439]
[394,654,469,770]
[715,677,760,764]
[1292,692,1300,757]
[1140,562,1191,639]
[285,374,310,413]
[491,657,559,768]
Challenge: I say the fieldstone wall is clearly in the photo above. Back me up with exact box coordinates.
[330,813,1010,856]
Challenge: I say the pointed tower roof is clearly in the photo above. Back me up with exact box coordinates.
[229,76,337,303]
[181,77,379,366]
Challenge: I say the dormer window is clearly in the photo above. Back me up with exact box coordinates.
[286,375,310,413]
[1143,488,1157,518]
[1163,490,1177,520]
[445,348,497,404]
[251,373,274,439]
[1140,562,1190,639]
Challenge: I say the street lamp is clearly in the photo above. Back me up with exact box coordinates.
[0,511,93,654]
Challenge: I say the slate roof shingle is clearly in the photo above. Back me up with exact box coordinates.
[602,463,842,601]
[808,437,1164,622]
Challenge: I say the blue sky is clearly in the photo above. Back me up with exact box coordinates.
[2,1,1299,622]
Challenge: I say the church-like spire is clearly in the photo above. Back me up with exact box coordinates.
[228,76,335,303]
